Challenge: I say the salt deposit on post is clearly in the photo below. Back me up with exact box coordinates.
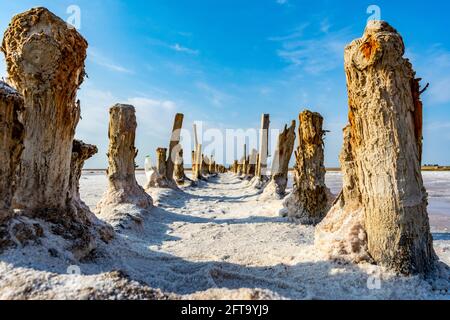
[315,21,436,275]
[174,148,190,185]
[165,113,184,186]
[68,140,98,216]
[261,121,296,199]
[146,147,171,188]
[253,114,270,188]
[0,82,24,250]
[97,104,153,228]
[281,111,329,224]
[245,149,258,179]
[3,7,87,212]
[1,8,112,258]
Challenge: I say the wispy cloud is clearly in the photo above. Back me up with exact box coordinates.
[271,23,353,75]
[196,82,233,108]
[276,0,288,5]
[170,43,199,55]
[268,23,309,42]
[127,97,176,111]
[148,37,199,55]
[413,46,450,105]
[88,48,134,74]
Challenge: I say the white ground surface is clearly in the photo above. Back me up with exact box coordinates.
[1,172,449,300]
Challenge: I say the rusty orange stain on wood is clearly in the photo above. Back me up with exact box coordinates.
[360,36,379,60]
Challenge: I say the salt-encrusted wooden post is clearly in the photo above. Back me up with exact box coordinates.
[68,140,98,213]
[232,160,238,174]
[166,113,184,182]
[246,149,258,178]
[281,111,328,224]
[315,21,436,275]
[0,81,24,230]
[2,8,113,255]
[262,121,296,198]
[256,114,270,179]
[202,154,210,176]
[156,148,168,179]
[174,148,187,185]
[147,147,172,188]
[3,7,87,213]
[193,144,204,181]
[209,155,216,175]
[97,104,153,225]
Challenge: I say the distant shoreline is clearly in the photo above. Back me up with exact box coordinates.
[82,167,450,172]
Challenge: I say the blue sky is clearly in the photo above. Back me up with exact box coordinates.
[1,0,449,168]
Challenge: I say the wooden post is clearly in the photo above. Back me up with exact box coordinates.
[0,82,23,219]
[256,114,270,179]
[97,105,153,219]
[263,121,296,197]
[315,21,436,275]
[0,81,24,251]
[2,8,114,256]
[166,113,184,182]
[281,111,328,224]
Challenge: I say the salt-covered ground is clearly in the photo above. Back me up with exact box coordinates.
[0,172,449,299]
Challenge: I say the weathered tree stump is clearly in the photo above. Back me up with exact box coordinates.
[0,82,25,250]
[262,121,296,198]
[3,7,87,213]
[192,144,205,181]
[97,104,153,228]
[146,147,174,188]
[281,111,329,224]
[174,148,190,185]
[232,160,239,174]
[68,140,98,213]
[202,155,211,176]
[255,114,270,179]
[2,8,113,257]
[165,113,184,184]
[315,21,436,275]
[245,149,258,179]
[209,156,217,176]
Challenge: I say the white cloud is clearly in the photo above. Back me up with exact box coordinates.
[76,83,184,168]
[127,97,176,111]
[170,43,199,55]
[88,48,134,74]
[148,37,199,55]
[276,0,288,4]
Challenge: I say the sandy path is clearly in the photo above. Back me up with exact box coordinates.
[107,173,449,299]
[1,173,449,300]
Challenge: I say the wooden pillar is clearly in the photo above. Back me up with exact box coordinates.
[256,114,270,179]
[166,113,184,181]
[97,105,153,217]
[315,21,435,275]
[281,111,328,224]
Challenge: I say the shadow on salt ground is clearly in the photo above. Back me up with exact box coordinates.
[154,186,262,207]
[95,207,450,299]
[1,206,449,300]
